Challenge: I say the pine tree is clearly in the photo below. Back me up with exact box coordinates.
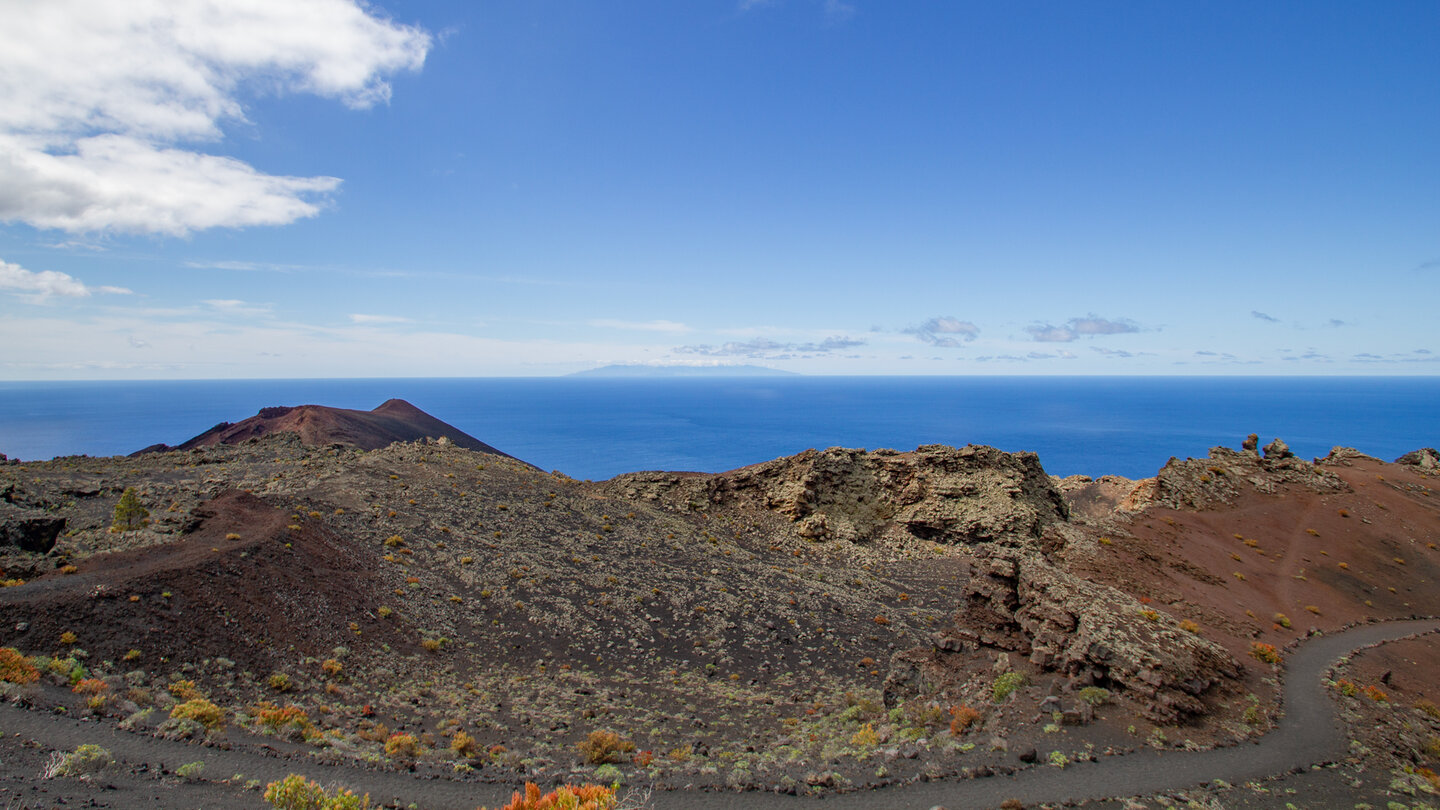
[111,488,148,532]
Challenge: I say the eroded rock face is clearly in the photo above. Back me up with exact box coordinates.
[1120,441,1347,511]
[0,503,65,553]
[608,444,1068,545]
[909,544,1240,722]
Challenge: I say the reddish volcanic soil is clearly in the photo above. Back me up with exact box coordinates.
[139,398,523,460]
[0,421,1437,810]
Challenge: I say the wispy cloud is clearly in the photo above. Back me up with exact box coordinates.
[1251,310,1280,323]
[906,316,979,347]
[0,1,430,236]
[349,313,411,325]
[0,257,131,300]
[184,260,310,273]
[1026,314,1139,343]
[674,335,864,358]
[1413,258,1440,272]
[1092,347,1135,359]
[202,298,272,317]
[588,319,691,333]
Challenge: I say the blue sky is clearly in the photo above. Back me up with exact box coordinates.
[1,0,1436,378]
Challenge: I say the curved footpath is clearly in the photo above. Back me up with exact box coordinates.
[2,619,1436,810]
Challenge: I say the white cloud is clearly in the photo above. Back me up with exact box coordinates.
[906,316,979,347]
[1026,314,1140,343]
[0,0,430,235]
[588,319,691,333]
[350,313,411,324]
[0,257,132,299]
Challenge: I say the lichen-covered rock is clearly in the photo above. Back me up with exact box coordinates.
[1316,447,1383,466]
[1262,438,1294,459]
[1396,448,1440,471]
[1119,442,1347,511]
[916,544,1240,722]
[606,444,1068,545]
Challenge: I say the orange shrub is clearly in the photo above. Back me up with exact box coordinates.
[252,701,312,732]
[949,705,981,735]
[450,730,477,758]
[486,782,617,810]
[0,648,39,684]
[384,732,420,758]
[72,678,109,696]
[1249,642,1281,665]
[576,729,634,764]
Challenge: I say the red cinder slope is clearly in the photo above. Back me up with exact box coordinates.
[141,399,525,462]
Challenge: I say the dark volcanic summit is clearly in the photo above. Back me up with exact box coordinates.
[135,398,521,461]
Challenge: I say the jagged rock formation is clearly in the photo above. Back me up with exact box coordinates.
[890,543,1242,722]
[1397,448,1440,471]
[1119,439,1348,511]
[608,444,1068,545]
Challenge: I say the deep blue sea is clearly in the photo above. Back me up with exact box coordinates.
[0,377,1435,481]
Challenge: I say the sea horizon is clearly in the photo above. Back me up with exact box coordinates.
[2,375,1435,482]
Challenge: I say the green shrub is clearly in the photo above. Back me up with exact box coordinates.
[52,744,113,777]
[991,671,1027,703]
[111,488,149,532]
[263,773,371,810]
[170,698,226,730]
[1077,686,1111,707]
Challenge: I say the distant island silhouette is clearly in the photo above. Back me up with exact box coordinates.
[568,364,796,378]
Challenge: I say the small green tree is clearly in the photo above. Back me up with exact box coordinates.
[111,488,148,532]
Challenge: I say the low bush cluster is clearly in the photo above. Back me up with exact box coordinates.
[484,782,617,810]
[576,730,635,765]
[0,647,39,684]
[264,773,371,810]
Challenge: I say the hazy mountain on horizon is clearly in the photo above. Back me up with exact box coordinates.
[568,364,797,378]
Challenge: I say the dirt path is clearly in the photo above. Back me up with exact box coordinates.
[2,619,1435,810]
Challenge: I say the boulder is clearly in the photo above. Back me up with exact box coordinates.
[1241,433,1259,454]
[1262,438,1294,459]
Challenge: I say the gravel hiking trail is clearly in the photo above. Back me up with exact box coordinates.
[3,619,1434,810]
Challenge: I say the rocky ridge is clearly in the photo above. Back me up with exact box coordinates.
[609,443,1068,547]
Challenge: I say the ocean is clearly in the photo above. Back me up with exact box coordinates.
[0,377,1435,481]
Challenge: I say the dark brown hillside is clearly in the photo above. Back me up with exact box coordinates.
[0,425,1438,809]
[136,398,525,462]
